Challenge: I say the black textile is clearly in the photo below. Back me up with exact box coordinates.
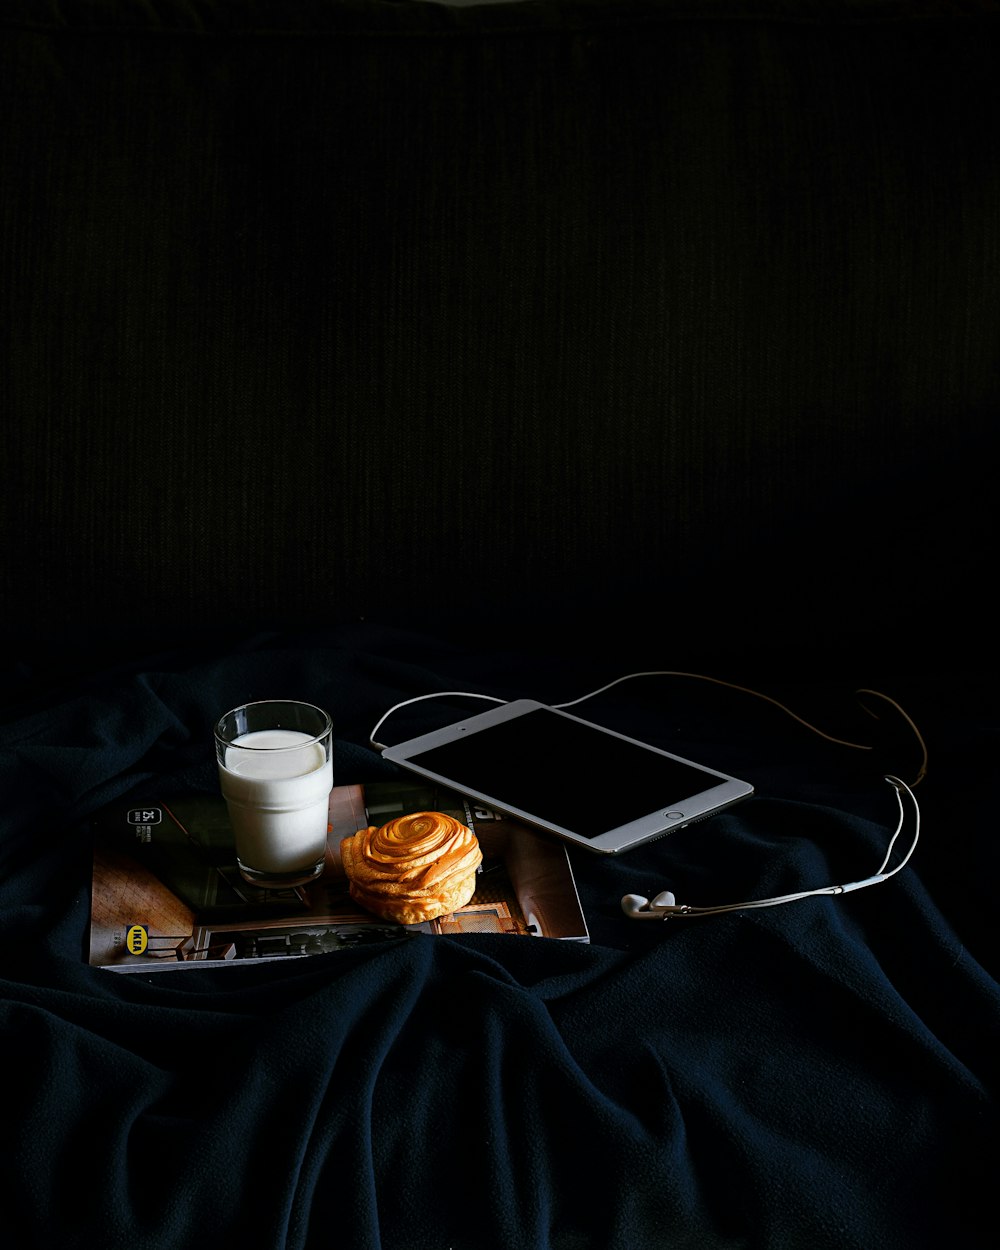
[1,626,997,1249]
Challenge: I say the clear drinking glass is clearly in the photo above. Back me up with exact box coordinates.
[214,700,333,888]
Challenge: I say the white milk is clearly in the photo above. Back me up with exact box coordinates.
[218,729,333,875]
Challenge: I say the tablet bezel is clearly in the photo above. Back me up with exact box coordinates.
[380,699,754,855]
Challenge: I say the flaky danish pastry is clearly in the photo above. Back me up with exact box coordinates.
[340,811,482,925]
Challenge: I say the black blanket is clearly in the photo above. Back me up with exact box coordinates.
[1,626,996,1249]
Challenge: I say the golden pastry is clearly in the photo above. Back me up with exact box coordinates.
[341,811,482,925]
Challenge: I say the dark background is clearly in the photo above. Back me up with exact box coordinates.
[4,0,997,686]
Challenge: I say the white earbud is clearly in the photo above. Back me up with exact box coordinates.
[621,891,686,919]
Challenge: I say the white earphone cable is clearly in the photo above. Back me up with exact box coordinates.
[368,671,927,788]
[552,670,875,751]
[623,773,921,919]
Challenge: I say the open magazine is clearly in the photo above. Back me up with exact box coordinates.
[88,778,589,972]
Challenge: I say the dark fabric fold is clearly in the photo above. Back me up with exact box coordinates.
[1,628,997,1249]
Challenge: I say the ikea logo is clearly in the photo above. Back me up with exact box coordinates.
[126,925,148,955]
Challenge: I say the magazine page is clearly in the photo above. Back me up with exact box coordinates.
[88,779,588,972]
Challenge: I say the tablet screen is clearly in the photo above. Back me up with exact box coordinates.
[399,705,732,839]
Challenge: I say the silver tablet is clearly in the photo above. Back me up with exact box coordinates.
[381,699,754,855]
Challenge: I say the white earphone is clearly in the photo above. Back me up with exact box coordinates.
[367,670,926,925]
[621,772,920,920]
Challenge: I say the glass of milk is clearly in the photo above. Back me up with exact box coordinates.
[214,700,334,888]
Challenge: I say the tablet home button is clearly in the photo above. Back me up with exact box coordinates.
[664,811,685,820]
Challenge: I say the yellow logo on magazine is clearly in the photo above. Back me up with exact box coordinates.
[126,925,148,955]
